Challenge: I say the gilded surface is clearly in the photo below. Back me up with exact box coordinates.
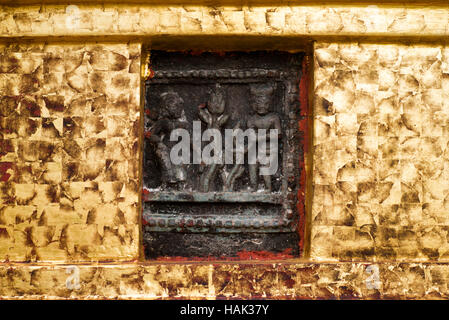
[312,43,449,262]
[1,1,449,299]
[0,262,448,299]
[0,4,447,39]
[0,43,141,262]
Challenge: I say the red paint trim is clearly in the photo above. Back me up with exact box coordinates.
[22,99,41,117]
[297,57,310,256]
[236,248,293,260]
[184,51,228,57]
[142,188,150,202]
[146,67,155,80]
[154,248,294,262]
[0,162,13,182]
[0,140,14,158]
[188,50,204,56]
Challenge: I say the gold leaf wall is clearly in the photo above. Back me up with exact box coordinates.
[312,43,449,262]
[1,2,449,299]
[0,43,141,262]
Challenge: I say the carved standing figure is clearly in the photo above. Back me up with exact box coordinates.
[148,91,188,189]
[198,84,229,192]
[247,83,281,192]
[224,120,246,191]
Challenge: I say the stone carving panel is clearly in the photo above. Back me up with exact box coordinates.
[143,51,304,257]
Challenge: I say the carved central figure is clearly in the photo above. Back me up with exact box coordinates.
[198,84,229,192]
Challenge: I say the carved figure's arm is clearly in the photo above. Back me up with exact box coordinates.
[149,119,168,143]
[216,114,229,128]
[272,114,282,137]
[148,134,161,143]
[273,115,281,132]
[198,104,212,126]
[247,117,255,129]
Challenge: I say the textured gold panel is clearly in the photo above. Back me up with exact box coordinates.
[0,42,141,262]
[2,0,449,300]
[0,4,447,40]
[0,262,448,299]
[311,42,449,262]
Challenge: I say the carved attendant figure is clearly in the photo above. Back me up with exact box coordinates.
[198,84,229,192]
[247,83,281,192]
[224,120,246,192]
[149,91,188,189]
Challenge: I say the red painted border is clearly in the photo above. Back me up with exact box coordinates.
[297,56,310,256]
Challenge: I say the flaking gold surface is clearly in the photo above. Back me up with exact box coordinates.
[2,0,449,300]
[0,4,448,40]
[0,42,141,262]
[0,262,448,299]
[311,42,449,262]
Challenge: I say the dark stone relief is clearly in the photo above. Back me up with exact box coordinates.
[143,51,303,257]
[144,232,300,259]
